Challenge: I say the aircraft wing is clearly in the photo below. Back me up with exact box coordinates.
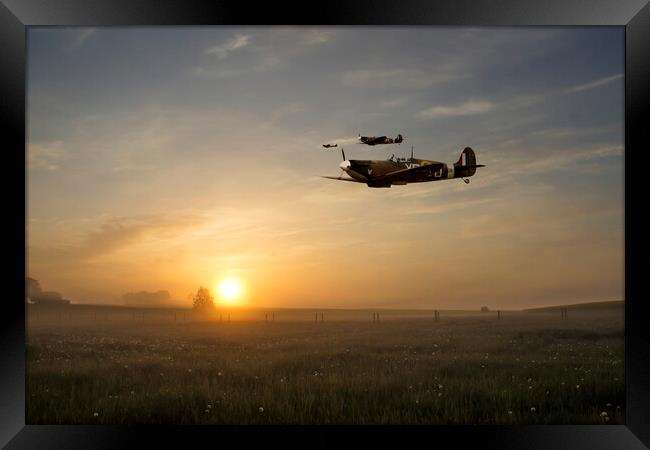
[373,162,445,183]
[321,176,366,183]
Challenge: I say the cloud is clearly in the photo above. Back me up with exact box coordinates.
[31,212,211,264]
[302,30,335,46]
[341,69,453,89]
[563,74,624,93]
[379,98,408,109]
[266,102,308,125]
[206,34,251,59]
[68,28,96,50]
[28,140,65,171]
[195,29,334,78]
[417,99,495,119]
[475,145,623,188]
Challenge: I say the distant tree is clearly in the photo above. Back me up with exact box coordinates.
[480,306,490,313]
[26,277,42,300]
[192,286,215,314]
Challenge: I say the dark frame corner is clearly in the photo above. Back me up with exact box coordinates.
[2,0,648,448]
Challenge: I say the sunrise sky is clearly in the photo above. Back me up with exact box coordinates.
[26,27,624,309]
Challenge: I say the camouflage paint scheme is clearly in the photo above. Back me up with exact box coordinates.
[358,134,404,146]
[324,147,484,188]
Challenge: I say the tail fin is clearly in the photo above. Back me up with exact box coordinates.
[396,134,403,143]
[456,147,476,167]
[456,147,481,176]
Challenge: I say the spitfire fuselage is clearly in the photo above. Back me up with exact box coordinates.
[340,157,476,188]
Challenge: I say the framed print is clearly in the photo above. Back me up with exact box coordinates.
[2,0,649,448]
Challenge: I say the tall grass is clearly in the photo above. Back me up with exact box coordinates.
[26,310,624,424]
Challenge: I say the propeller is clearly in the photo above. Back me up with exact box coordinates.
[411,146,414,161]
[338,147,347,178]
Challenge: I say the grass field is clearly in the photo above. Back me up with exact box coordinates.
[26,304,624,425]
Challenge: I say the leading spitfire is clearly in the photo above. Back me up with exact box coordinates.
[323,147,485,188]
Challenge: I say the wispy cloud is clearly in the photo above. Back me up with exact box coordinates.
[206,34,251,59]
[474,145,623,188]
[196,29,335,78]
[417,99,495,119]
[68,28,96,50]
[302,29,335,46]
[28,140,65,171]
[341,69,454,89]
[564,74,624,93]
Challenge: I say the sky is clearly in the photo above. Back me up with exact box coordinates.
[26,27,624,310]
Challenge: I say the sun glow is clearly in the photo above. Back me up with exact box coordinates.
[216,278,243,305]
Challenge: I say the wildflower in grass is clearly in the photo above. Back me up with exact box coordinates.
[508,411,513,415]
[94,412,99,417]
[259,407,264,413]
[600,411,608,417]
[530,407,536,412]
[576,385,580,389]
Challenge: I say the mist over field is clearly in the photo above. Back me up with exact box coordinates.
[27,303,623,425]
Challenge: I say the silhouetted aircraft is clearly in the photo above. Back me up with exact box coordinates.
[323,146,484,188]
[358,133,404,146]
[322,143,338,148]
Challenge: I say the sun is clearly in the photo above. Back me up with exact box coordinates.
[216,278,243,305]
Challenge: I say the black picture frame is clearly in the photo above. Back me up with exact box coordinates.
[2,1,648,448]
